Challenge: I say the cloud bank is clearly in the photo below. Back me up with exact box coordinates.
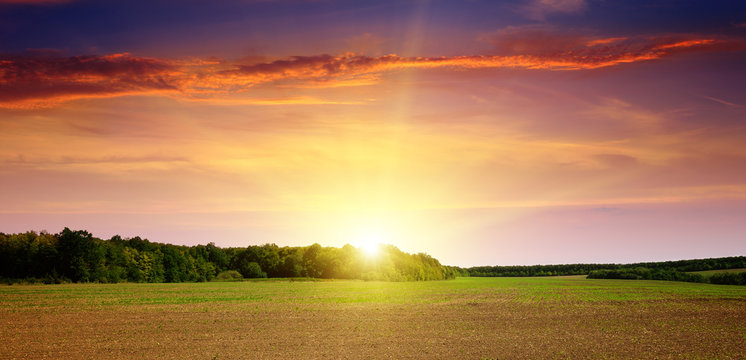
[0,35,740,108]
[0,53,179,108]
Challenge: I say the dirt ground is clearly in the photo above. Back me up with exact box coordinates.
[1,278,745,359]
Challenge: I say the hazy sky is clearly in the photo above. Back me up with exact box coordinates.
[1,0,745,266]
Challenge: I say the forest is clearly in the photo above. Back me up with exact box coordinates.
[2,228,743,285]
[467,257,746,277]
[468,257,746,285]
[586,267,746,285]
[0,229,463,284]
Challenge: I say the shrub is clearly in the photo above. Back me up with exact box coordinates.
[243,262,267,279]
[709,272,746,285]
[215,270,243,281]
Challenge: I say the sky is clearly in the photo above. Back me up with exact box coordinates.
[1,0,745,267]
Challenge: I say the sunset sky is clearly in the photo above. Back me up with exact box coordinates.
[1,0,745,266]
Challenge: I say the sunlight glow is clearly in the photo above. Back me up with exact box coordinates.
[355,229,385,257]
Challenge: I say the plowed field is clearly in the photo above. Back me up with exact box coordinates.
[2,277,744,359]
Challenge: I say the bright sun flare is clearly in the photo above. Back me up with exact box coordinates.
[356,230,384,257]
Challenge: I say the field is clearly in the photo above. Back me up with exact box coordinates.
[1,277,745,359]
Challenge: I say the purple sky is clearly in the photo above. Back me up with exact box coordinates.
[1,0,745,266]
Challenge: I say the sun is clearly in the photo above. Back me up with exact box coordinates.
[355,229,385,257]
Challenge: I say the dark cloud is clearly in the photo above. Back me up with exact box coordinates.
[0,53,179,108]
[1,34,740,108]
[0,0,72,4]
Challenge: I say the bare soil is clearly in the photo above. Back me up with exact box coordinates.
[1,278,744,359]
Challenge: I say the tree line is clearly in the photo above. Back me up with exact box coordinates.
[467,256,745,277]
[3,228,741,285]
[587,267,746,285]
[468,256,746,285]
[0,228,463,284]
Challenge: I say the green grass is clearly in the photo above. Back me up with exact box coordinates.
[1,277,745,359]
[2,276,745,311]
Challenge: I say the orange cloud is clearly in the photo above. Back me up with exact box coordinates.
[653,39,716,50]
[207,36,738,84]
[585,37,629,47]
[1,35,739,108]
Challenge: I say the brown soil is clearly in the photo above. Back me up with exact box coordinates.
[2,296,745,359]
